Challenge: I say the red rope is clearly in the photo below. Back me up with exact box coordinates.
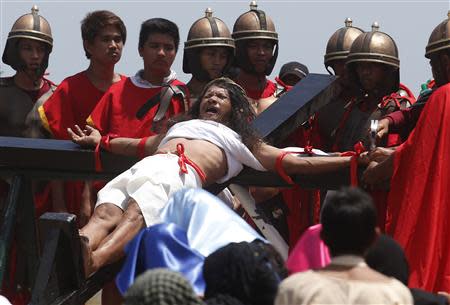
[340,141,365,186]
[176,143,207,183]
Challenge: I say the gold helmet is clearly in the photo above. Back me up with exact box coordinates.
[347,22,400,93]
[346,22,399,68]
[324,18,363,73]
[232,1,279,75]
[183,8,235,81]
[2,5,53,71]
[425,11,450,58]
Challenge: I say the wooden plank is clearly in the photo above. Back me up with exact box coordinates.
[251,73,340,145]
[0,137,137,175]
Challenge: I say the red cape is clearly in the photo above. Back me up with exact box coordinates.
[87,78,186,137]
[281,117,322,247]
[40,72,125,139]
[386,83,450,292]
[243,79,277,100]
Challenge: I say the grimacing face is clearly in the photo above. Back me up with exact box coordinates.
[199,85,232,123]
[199,47,229,79]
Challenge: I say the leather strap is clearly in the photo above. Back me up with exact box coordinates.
[153,85,186,123]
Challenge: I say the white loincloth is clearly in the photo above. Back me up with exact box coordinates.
[96,153,202,226]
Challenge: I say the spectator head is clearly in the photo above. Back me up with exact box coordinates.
[365,234,409,285]
[203,240,287,305]
[278,61,309,86]
[123,268,203,305]
[320,187,378,257]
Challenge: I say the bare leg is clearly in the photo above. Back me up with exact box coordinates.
[80,203,123,251]
[88,199,145,275]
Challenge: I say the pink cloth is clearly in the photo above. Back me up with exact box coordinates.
[286,224,330,274]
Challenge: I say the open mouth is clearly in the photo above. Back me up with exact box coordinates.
[205,106,219,115]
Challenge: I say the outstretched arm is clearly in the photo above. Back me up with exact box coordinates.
[68,125,165,157]
[253,143,352,175]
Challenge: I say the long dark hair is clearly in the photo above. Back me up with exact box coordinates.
[171,78,261,151]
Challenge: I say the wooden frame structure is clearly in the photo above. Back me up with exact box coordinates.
[0,73,363,304]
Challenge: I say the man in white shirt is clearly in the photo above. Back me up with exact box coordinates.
[275,187,413,305]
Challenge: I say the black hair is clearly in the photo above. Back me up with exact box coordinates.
[320,187,377,256]
[205,294,245,305]
[187,78,261,151]
[203,240,286,305]
[365,234,409,285]
[138,18,179,51]
[81,10,127,59]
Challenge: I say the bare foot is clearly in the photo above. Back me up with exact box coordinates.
[79,234,95,278]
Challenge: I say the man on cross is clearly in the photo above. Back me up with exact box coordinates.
[69,78,358,276]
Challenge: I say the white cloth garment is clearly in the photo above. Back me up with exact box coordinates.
[159,119,267,183]
[96,153,202,226]
[97,119,266,225]
[130,69,177,89]
[275,269,413,305]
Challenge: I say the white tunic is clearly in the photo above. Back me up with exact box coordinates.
[159,119,267,183]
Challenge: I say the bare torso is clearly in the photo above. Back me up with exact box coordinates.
[155,138,228,186]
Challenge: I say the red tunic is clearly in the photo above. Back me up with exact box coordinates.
[273,83,321,247]
[33,72,127,217]
[39,72,125,139]
[282,125,321,247]
[87,77,187,137]
[386,83,450,292]
[314,84,415,228]
[385,81,435,140]
[242,79,277,100]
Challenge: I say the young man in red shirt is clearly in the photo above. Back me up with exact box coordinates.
[39,10,127,139]
[36,10,127,225]
[86,18,188,138]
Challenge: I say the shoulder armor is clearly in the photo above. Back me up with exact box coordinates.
[397,89,409,97]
